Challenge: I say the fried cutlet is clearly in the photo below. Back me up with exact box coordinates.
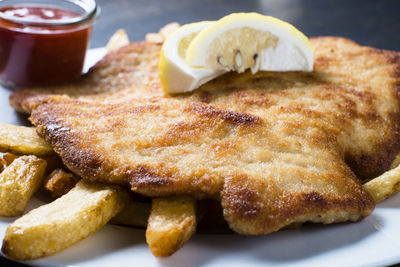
[9,37,400,235]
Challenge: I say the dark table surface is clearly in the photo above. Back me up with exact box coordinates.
[1,0,400,266]
[89,0,400,51]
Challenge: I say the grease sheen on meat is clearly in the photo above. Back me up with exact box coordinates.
[10,37,400,235]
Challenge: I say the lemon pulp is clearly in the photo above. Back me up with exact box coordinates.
[159,13,314,94]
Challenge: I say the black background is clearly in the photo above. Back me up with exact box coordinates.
[1,0,400,266]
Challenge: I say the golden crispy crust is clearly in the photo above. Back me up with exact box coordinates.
[12,37,400,235]
[9,42,163,113]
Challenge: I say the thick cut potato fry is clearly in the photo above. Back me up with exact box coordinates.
[390,153,400,169]
[44,169,79,198]
[0,123,54,156]
[106,29,130,52]
[42,168,148,226]
[2,180,128,260]
[145,22,180,44]
[111,200,151,228]
[145,32,163,44]
[159,22,180,40]
[363,164,400,202]
[146,195,196,257]
[0,152,19,172]
[0,155,46,217]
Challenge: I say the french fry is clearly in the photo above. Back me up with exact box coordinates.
[363,164,400,202]
[145,22,180,44]
[0,123,54,156]
[106,29,130,52]
[390,153,400,169]
[44,169,79,198]
[42,168,150,227]
[0,155,46,217]
[1,180,129,260]
[146,195,196,257]
[0,152,19,172]
[159,22,180,40]
[111,200,151,228]
[145,32,164,44]
[42,168,149,227]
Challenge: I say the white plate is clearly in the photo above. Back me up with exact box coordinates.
[1,48,400,267]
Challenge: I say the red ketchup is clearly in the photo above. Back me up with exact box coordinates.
[0,5,94,87]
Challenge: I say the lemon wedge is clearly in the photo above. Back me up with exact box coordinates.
[185,13,314,74]
[159,21,226,93]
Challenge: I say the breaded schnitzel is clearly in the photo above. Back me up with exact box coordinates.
[10,37,400,235]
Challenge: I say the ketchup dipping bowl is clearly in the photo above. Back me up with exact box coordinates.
[0,0,99,87]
